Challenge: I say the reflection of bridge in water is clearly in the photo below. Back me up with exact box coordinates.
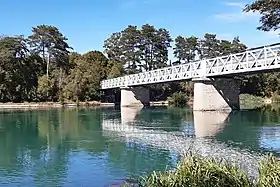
[101,107,262,177]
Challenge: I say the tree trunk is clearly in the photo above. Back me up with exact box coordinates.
[47,53,50,78]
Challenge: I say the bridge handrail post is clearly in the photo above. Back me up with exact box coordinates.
[264,46,267,66]
[200,60,207,77]
[124,75,129,88]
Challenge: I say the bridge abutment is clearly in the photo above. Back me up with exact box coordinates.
[193,77,240,111]
[120,86,150,107]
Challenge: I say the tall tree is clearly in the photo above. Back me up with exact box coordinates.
[200,33,220,59]
[244,0,280,32]
[120,26,142,73]
[174,36,198,63]
[28,25,72,78]
[28,25,72,100]
[104,26,141,74]
[0,36,44,102]
[140,24,172,71]
[104,24,172,73]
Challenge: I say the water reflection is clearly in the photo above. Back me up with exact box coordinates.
[108,106,280,155]
[0,109,178,186]
[193,111,229,138]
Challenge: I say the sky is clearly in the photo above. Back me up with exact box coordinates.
[1,0,279,58]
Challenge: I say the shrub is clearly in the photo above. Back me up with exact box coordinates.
[239,94,265,109]
[257,154,280,187]
[139,154,252,187]
[168,92,187,107]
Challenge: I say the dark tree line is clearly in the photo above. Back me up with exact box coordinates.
[0,25,123,103]
[1,0,280,103]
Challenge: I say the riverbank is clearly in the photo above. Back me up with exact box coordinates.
[0,101,115,109]
[0,93,277,110]
[0,101,168,109]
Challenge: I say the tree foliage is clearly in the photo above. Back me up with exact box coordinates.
[242,0,280,97]
[104,24,172,73]
[173,36,198,63]
[63,51,111,101]
[28,25,72,77]
[0,25,119,103]
[173,34,247,64]
[244,0,280,32]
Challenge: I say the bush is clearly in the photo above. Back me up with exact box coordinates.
[239,94,265,109]
[139,154,252,187]
[168,92,187,107]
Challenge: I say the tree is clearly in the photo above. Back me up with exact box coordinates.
[104,26,142,74]
[28,25,72,78]
[243,1,280,98]
[244,0,280,32]
[200,33,221,59]
[107,61,124,78]
[63,51,109,102]
[104,24,172,73]
[28,25,72,101]
[140,24,172,71]
[0,36,44,102]
[231,37,247,53]
[174,36,198,63]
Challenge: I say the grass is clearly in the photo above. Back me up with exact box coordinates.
[133,153,280,187]
[257,154,280,187]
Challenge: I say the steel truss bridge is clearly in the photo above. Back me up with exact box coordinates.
[101,43,280,89]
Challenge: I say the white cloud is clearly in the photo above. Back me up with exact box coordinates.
[214,1,259,21]
[223,2,245,8]
[265,30,280,38]
[214,11,258,21]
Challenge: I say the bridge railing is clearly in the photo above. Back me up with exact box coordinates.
[101,43,280,89]
[205,43,280,76]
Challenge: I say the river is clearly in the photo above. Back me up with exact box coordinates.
[0,106,279,186]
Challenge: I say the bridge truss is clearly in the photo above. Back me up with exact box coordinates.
[101,43,280,89]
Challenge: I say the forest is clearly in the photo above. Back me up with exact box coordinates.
[0,0,280,103]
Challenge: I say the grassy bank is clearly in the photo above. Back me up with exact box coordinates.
[134,153,280,187]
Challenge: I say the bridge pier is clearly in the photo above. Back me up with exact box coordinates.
[120,86,150,107]
[192,77,240,111]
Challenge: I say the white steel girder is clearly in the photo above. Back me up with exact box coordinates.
[101,43,280,89]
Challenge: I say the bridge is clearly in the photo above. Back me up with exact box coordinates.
[101,43,280,111]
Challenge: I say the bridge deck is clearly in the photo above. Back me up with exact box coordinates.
[101,43,280,89]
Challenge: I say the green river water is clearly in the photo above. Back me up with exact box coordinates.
[0,106,279,186]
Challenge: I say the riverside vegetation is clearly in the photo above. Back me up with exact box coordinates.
[1,0,280,105]
[135,154,280,187]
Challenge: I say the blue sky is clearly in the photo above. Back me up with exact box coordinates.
[1,0,279,57]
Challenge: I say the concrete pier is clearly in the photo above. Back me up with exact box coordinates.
[193,78,240,111]
[120,87,150,107]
